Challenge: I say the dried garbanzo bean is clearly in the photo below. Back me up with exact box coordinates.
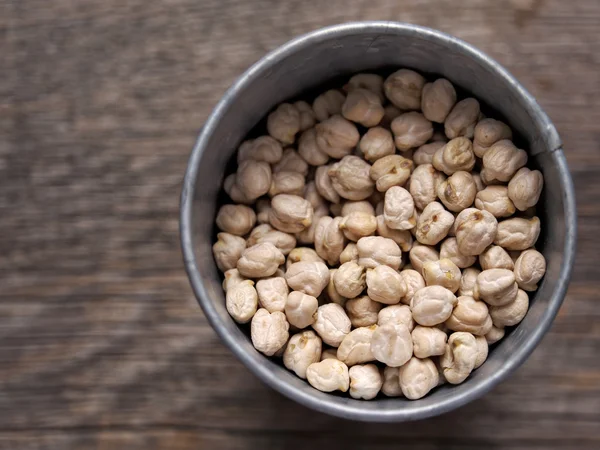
[370,155,413,192]
[514,249,546,291]
[421,78,457,123]
[359,127,395,162]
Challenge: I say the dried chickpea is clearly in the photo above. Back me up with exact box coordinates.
[298,128,329,166]
[213,232,246,272]
[216,204,256,236]
[445,295,492,335]
[371,323,413,367]
[474,186,516,218]
[328,155,375,201]
[224,173,252,204]
[437,171,477,212]
[440,332,478,384]
[485,325,505,344]
[285,261,330,297]
[366,265,407,305]
[285,291,319,329]
[236,160,272,201]
[346,295,382,328]
[459,267,480,297]
[444,98,480,139]
[376,215,413,252]
[312,89,345,121]
[222,268,247,292]
[411,285,458,326]
[337,326,377,366]
[475,268,518,306]
[334,261,367,299]
[514,249,546,291]
[454,208,498,256]
[384,69,426,110]
[345,73,385,102]
[306,359,350,393]
[382,366,403,397]
[316,115,360,159]
[247,224,297,255]
[409,243,440,275]
[421,78,457,123]
[508,167,544,211]
[391,112,434,151]
[433,137,476,175]
[312,303,352,347]
[349,364,383,400]
[440,237,477,268]
[359,127,395,162]
[267,103,300,144]
[473,118,512,158]
[251,308,289,356]
[294,100,316,131]
[413,141,445,165]
[357,236,402,270]
[286,247,324,269]
[325,269,347,306]
[399,270,426,305]
[342,88,384,127]
[237,242,285,278]
[399,357,439,400]
[377,304,414,330]
[489,289,529,327]
[474,335,489,369]
[237,135,283,164]
[226,280,258,324]
[315,164,340,203]
[273,148,309,176]
[411,325,448,358]
[415,201,455,245]
[370,155,413,192]
[481,140,528,183]
[479,245,514,271]
[269,194,313,233]
[256,276,288,313]
[339,211,377,241]
[409,164,447,210]
[342,201,375,217]
[494,216,541,251]
[314,216,346,266]
[283,330,322,379]
[339,242,359,264]
[384,186,416,230]
[422,258,462,293]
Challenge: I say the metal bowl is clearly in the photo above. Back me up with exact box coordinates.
[180,22,576,422]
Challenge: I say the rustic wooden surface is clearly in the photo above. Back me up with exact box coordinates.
[1,0,599,448]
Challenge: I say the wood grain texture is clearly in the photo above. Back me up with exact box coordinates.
[1,0,599,448]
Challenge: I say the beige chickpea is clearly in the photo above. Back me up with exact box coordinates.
[336,326,377,366]
[306,359,350,393]
[294,100,316,131]
[415,201,455,245]
[507,167,544,211]
[222,268,247,292]
[409,243,440,275]
[255,276,288,313]
[413,141,445,165]
[328,156,375,201]
[224,173,252,204]
[376,215,413,252]
[348,364,383,400]
[370,155,413,192]
[421,78,457,123]
[216,204,256,236]
[476,268,518,306]
[251,308,289,356]
[411,285,458,326]
[446,295,492,335]
[325,269,347,306]
[339,211,377,242]
[474,186,516,218]
[342,88,384,127]
[283,330,322,379]
[399,270,426,305]
[346,295,382,328]
[269,194,313,233]
[383,186,416,230]
[489,289,529,327]
[357,236,402,270]
[333,261,367,298]
[433,137,476,175]
[479,245,514,271]
[315,164,340,204]
[377,304,414,330]
[285,291,319,329]
[345,73,385,101]
[286,247,324,270]
[339,242,359,264]
[267,103,300,144]
[341,201,374,217]
[399,357,439,400]
[359,127,395,163]
[459,267,480,297]
[371,323,413,367]
[226,279,258,324]
[315,115,360,159]
[474,335,488,369]
[285,261,330,297]
[298,128,329,166]
[494,216,541,250]
[440,332,478,384]
[237,242,285,278]
[314,216,346,265]
[247,224,297,256]
[411,325,448,358]
[273,148,309,176]
[255,198,272,225]
[312,89,346,121]
[366,265,407,305]
[422,259,462,293]
[437,171,477,212]
[440,237,477,269]
[213,232,246,272]
[391,112,434,151]
[481,140,528,183]
[237,135,283,164]
[320,348,339,361]
[454,208,498,256]
[485,325,505,344]
[312,303,352,347]
[473,118,512,158]
[514,249,546,291]
[268,171,305,197]
[384,69,426,110]
[444,98,480,139]
[409,164,447,210]
[382,366,403,397]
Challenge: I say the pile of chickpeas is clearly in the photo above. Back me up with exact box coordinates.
[212,69,546,400]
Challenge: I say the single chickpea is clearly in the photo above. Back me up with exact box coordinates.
[312,303,352,347]
[399,357,439,400]
[286,247,324,269]
[359,127,395,163]
[213,232,247,272]
[222,268,247,292]
[383,186,416,230]
[315,164,340,203]
[479,245,514,271]
[285,291,319,329]
[507,167,544,211]
[384,69,426,110]
[377,304,414,330]
[298,128,329,166]
[251,308,290,356]
[339,242,359,264]
[376,215,413,252]
[339,211,378,241]
[445,295,493,335]
[256,276,288,313]
[366,265,407,305]
[336,326,377,366]
[473,118,512,158]
[357,236,402,270]
[371,323,413,367]
[267,103,300,144]
[333,261,367,299]
[216,204,256,236]
[437,171,477,212]
[440,237,477,268]
[268,171,306,197]
[411,325,448,358]
[312,89,345,121]
[306,359,350,393]
[514,249,546,291]
[485,325,505,344]
[314,216,346,266]
[328,156,375,201]
[224,173,252,204]
[409,242,440,275]
[454,208,498,256]
[237,135,283,164]
[440,332,478,384]
[391,112,434,151]
[342,88,385,127]
[399,269,426,305]
[226,279,258,324]
[409,164,447,210]
[344,73,385,102]
[325,269,347,306]
[444,98,480,139]
[422,258,462,293]
[494,216,541,250]
[273,148,309,176]
[421,78,457,123]
[489,289,529,328]
[285,261,330,297]
[382,366,403,397]
[413,141,445,165]
[369,155,413,192]
[283,330,322,379]
[247,224,297,256]
[237,242,285,278]
[410,285,458,326]
[474,335,488,369]
[294,100,316,131]
[315,115,360,159]
[415,201,455,245]
[348,364,383,400]
[269,194,313,233]
[481,140,528,182]
[459,267,480,297]
[475,268,518,306]
[346,295,382,328]
[433,137,476,175]
[474,186,516,218]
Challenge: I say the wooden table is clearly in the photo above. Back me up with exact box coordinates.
[2,0,599,448]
